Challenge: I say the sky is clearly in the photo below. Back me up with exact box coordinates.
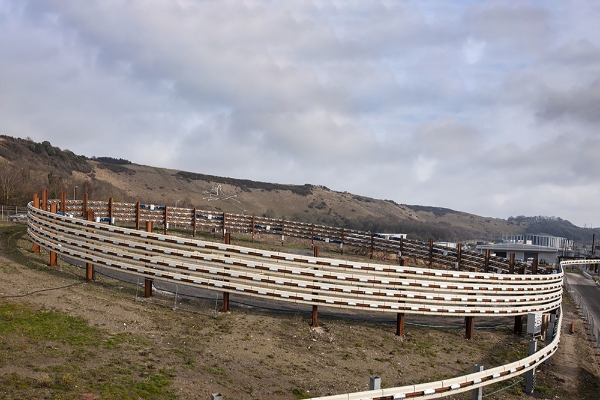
[1,0,600,227]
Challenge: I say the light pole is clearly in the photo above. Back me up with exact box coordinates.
[74,186,78,200]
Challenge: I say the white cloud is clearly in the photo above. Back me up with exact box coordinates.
[463,37,486,64]
[1,0,600,227]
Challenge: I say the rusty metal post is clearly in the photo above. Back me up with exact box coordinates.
[340,228,345,255]
[144,221,153,298]
[465,316,474,340]
[532,258,538,275]
[60,191,66,213]
[223,292,230,313]
[83,192,88,215]
[311,224,315,246]
[396,313,405,337]
[49,203,57,266]
[193,207,197,238]
[484,249,490,271]
[251,215,256,242]
[42,189,48,211]
[401,258,409,266]
[281,219,285,245]
[400,237,404,263]
[222,212,226,236]
[144,278,152,298]
[457,243,462,270]
[135,202,141,230]
[311,305,318,327]
[108,197,114,224]
[164,206,169,235]
[509,253,515,274]
[33,193,40,253]
[514,315,523,335]
[370,232,375,259]
[224,232,231,245]
[86,211,95,281]
[313,245,320,258]
[428,238,434,267]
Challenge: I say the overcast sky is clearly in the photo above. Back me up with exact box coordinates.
[1,0,600,227]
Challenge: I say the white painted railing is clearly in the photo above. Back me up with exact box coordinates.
[27,204,563,317]
[27,203,565,399]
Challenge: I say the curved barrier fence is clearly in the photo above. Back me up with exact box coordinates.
[28,203,563,317]
[38,196,553,275]
[27,197,567,398]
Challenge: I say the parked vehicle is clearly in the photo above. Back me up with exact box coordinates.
[7,214,27,222]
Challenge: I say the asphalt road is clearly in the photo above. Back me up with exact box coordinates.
[565,272,600,327]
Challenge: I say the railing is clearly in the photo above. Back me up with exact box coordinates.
[564,270,600,350]
[28,204,563,317]
[27,199,566,399]
[310,310,561,399]
[43,198,550,275]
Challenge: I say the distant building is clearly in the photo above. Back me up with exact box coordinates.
[375,233,407,240]
[476,234,572,265]
[504,234,573,250]
[476,243,558,265]
[435,241,458,249]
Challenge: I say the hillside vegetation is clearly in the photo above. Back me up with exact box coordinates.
[1,135,597,243]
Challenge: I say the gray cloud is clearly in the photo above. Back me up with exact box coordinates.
[1,0,600,227]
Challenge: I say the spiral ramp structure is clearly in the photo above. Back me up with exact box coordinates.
[27,201,566,399]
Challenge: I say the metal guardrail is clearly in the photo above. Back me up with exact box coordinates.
[564,271,600,350]
[27,204,563,317]
[27,200,566,399]
[309,310,561,399]
[37,198,554,275]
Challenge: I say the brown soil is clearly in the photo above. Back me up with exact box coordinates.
[1,223,599,399]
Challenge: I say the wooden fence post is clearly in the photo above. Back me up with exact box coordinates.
[509,253,515,274]
[429,238,434,267]
[312,305,318,328]
[396,313,405,337]
[514,315,523,335]
[83,192,88,216]
[193,207,197,238]
[223,292,230,313]
[60,191,66,214]
[465,316,474,340]
[135,202,141,230]
[164,206,169,235]
[42,189,48,211]
[108,197,114,224]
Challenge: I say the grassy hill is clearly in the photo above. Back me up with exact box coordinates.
[1,135,597,243]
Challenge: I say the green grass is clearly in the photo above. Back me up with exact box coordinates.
[0,300,177,400]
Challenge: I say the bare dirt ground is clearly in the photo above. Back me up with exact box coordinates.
[1,223,600,399]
